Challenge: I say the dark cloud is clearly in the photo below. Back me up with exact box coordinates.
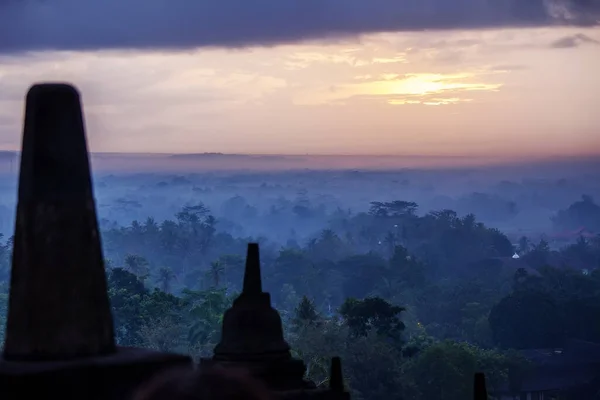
[550,33,600,47]
[0,0,599,53]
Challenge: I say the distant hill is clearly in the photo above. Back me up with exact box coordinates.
[168,153,291,161]
[0,151,597,175]
[0,151,17,159]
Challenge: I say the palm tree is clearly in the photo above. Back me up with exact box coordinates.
[157,267,176,293]
[292,296,321,331]
[383,231,396,256]
[206,261,225,288]
[124,254,150,282]
[461,213,477,231]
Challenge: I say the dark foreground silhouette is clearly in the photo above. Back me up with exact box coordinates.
[135,366,272,400]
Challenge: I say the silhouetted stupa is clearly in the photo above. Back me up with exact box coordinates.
[202,243,350,399]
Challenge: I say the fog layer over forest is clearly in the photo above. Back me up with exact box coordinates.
[0,153,600,400]
[0,153,598,245]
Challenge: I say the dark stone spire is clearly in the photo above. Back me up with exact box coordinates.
[243,242,263,294]
[3,83,116,361]
[474,372,488,400]
[213,242,291,361]
[0,83,191,400]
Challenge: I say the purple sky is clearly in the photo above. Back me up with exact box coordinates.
[1,0,599,53]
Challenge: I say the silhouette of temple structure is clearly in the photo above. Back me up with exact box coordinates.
[0,84,192,400]
[202,243,349,399]
[0,83,489,399]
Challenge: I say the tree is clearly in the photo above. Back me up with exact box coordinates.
[553,194,600,231]
[382,231,397,257]
[337,253,388,299]
[517,236,531,255]
[489,291,564,349]
[185,288,231,351]
[206,261,224,288]
[369,201,418,218]
[124,254,150,281]
[523,239,551,268]
[404,341,477,400]
[272,248,318,300]
[175,203,216,258]
[308,229,345,261]
[339,297,405,343]
[389,245,426,288]
[512,267,535,292]
[108,267,146,296]
[292,296,321,331]
[156,267,176,293]
[107,268,186,346]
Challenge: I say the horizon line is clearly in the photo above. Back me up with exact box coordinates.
[0,150,599,160]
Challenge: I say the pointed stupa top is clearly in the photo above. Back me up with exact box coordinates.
[473,372,488,400]
[242,242,262,295]
[2,83,116,361]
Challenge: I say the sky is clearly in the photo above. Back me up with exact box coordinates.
[0,0,599,159]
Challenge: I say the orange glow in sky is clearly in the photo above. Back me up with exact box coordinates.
[0,27,598,161]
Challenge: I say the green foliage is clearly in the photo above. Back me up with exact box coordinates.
[404,341,478,400]
[389,245,426,288]
[107,267,186,346]
[369,201,418,218]
[490,265,600,348]
[1,198,599,400]
[184,287,232,348]
[339,297,405,343]
[403,341,517,400]
[337,253,388,299]
[553,194,600,232]
[124,254,150,279]
[489,290,563,349]
[156,267,176,293]
[291,296,321,332]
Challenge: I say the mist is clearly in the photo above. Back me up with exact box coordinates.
[0,152,597,248]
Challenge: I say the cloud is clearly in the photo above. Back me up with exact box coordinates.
[0,49,289,149]
[0,0,599,53]
[550,32,600,47]
[293,71,503,105]
[489,64,529,71]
